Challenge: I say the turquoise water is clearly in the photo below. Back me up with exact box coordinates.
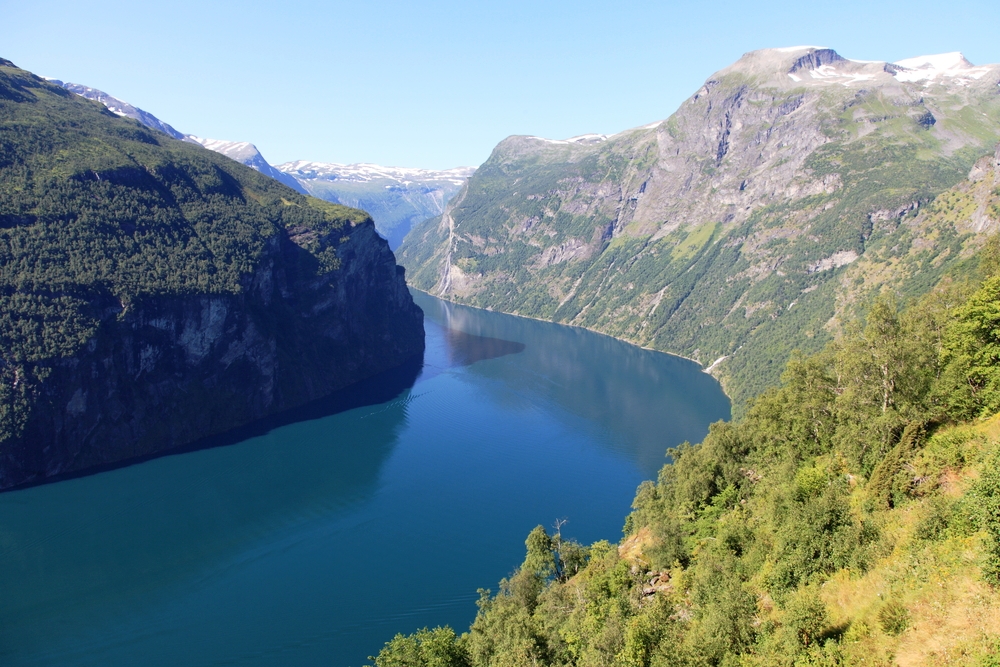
[0,291,729,666]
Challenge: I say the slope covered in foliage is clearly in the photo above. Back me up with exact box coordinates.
[371,246,1000,666]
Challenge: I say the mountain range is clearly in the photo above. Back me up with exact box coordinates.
[276,161,474,248]
[398,47,1000,409]
[49,80,472,247]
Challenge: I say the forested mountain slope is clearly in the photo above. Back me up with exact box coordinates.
[373,215,1000,667]
[0,59,423,489]
[399,47,1000,409]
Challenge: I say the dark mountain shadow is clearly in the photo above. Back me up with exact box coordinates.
[0,357,422,652]
[445,328,525,366]
[6,353,423,492]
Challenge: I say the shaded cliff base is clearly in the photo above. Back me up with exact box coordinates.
[3,353,423,494]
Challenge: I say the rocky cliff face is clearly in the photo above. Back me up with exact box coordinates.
[828,139,1000,326]
[3,222,422,489]
[399,47,1000,407]
[0,60,423,489]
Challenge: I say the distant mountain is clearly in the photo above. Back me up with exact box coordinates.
[276,162,475,249]
[398,47,1000,409]
[49,80,307,193]
[51,80,471,241]
[185,136,307,193]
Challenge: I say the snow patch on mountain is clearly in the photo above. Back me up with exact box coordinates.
[730,47,1000,93]
[892,52,993,84]
[527,134,609,146]
[49,80,186,140]
[276,161,475,186]
[186,137,263,163]
[182,137,306,193]
[774,46,827,53]
[807,64,875,85]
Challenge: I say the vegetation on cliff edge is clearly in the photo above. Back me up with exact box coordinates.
[371,241,1000,667]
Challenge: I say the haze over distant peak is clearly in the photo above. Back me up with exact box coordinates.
[524,134,610,146]
[183,136,306,193]
[276,161,475,186]
[277,161,475,249]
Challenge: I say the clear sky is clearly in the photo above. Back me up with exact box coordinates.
[3,0,999,169]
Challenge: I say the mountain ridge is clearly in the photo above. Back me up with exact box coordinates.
[278,161,475,249]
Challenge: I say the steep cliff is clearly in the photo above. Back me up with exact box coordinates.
[0,59,424,489]
[399,47,1000,407]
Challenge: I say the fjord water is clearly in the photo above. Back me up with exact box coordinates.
[0,291,729,667]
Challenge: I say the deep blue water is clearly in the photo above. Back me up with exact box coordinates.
[0,290,729,666]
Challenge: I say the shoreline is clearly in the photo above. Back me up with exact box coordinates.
[407,286,734,401]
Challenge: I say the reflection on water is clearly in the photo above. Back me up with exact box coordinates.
[415,291,730,476]
[0,373,415,663]
[445,328,526,367]
[12,356,424,492]
[0,291,729,667]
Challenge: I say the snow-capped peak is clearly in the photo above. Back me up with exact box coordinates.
[891,52,992,84]
[773,45,828,53]
[276,161,476,186]
[894,52,972,71]
[526,134,609,146]
[185,136,262,162]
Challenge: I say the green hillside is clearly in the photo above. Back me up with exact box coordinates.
[380,47,1000,666]
[371,240,1000,667]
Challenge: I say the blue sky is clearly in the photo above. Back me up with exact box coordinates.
[3,0,999,169]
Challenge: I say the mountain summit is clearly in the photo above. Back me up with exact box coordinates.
[718,47,994,89]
